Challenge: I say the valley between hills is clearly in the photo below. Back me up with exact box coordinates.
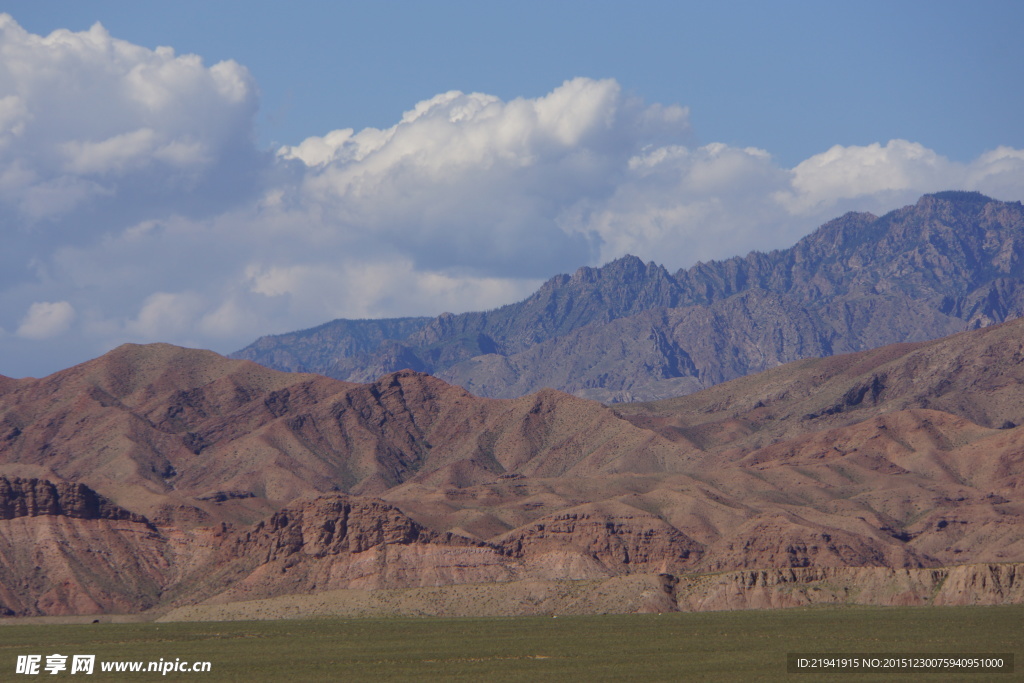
[0,317,1022,618]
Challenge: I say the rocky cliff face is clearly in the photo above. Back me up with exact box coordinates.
[0,476,148,523]
[675,563,1024,611]
[194,495,517,603]
[496,504,704,576]
[233,192,1024,401]
[159,563,1024,621]
[2,477,1023,616]
[234,496,454,560]
[0,478,168,616]
[202,496,713,604]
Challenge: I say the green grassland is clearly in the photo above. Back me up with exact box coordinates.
[1,606,1020,682]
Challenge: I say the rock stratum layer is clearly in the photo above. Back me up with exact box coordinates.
[159,563,1024,621]
[1,314,1024,616]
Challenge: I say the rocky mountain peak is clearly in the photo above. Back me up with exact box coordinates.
[232,193,1024,402]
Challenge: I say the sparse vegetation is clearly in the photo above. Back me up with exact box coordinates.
[3,606,1020,681]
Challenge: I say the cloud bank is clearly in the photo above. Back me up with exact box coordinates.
[1,15,1023,377]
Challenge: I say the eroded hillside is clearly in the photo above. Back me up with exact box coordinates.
[1,320,1023,616]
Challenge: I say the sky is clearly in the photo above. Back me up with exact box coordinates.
[1,1,1023,377]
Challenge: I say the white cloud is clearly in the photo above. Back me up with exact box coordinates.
[278,128,356,167]
[780,140,954,213]
[243,259,542,322]
[772,140,1024,220]
[126,291,205,339]
[62,128,158,174]
[16,301,75,339]
[282,78,692,278]
[0,13,258,221]
[965,146,1024,199]
[577,142,795,263]
[0,15,1022,378]
[0,93,28,146]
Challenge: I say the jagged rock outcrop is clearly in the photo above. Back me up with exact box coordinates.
[203,495,515,602]
[497,504,704,576]
[233,496,472,560]
[0,476,148,523]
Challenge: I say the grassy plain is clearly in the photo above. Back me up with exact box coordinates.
[1,606,1020,682]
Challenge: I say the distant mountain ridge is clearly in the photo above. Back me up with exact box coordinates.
[233,192,1024,401]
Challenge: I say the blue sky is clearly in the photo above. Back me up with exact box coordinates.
[1,1,1023,377]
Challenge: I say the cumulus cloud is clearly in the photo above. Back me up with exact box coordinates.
[773,140,1024,220]
[0,15,1022,377]
[779,140,953,214]
[16,301,75,339]
[965,146,1024,199]
[579,142,794,263]
[280,77,692,277]
[0,13,260,226]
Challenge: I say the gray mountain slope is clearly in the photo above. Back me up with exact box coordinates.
[232,192,1024,401]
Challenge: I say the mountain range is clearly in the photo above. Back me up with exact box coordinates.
[1,316,1023,616]
[2,190,1023,618]
[233,191,1024,401]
